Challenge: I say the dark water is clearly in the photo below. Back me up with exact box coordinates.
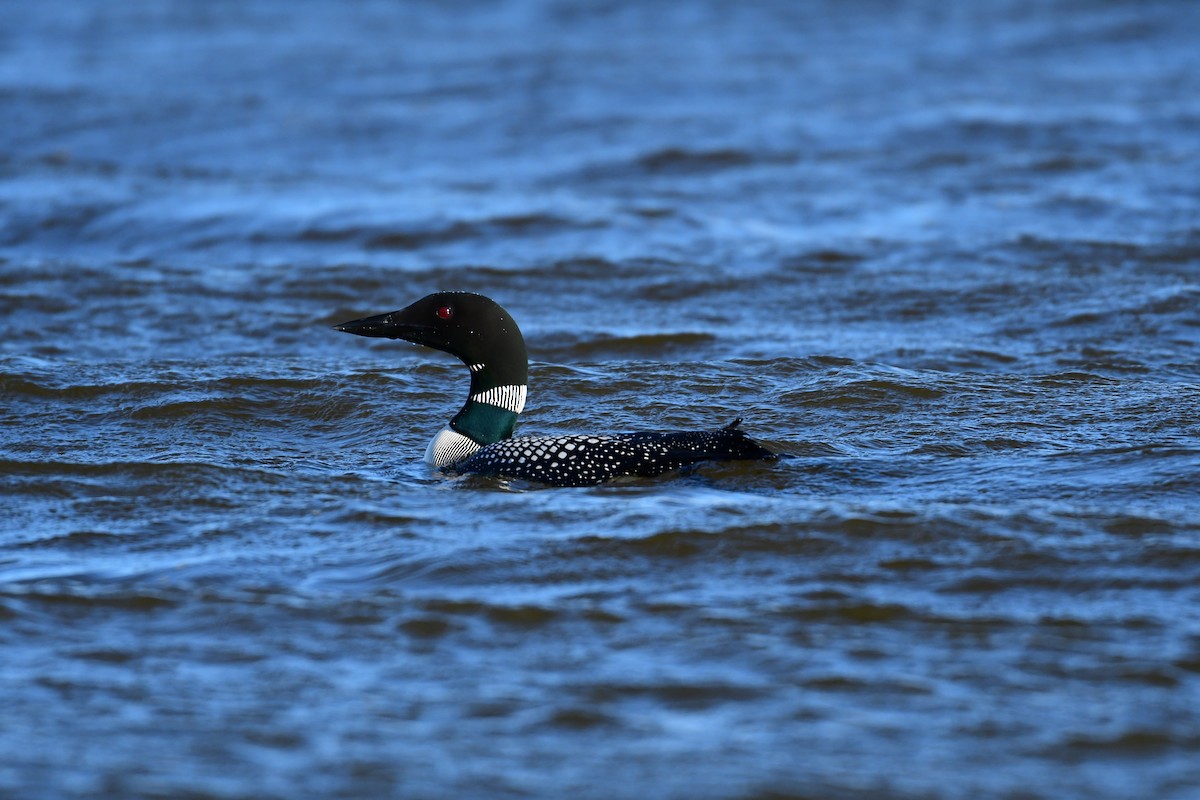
[3,1,1200,797]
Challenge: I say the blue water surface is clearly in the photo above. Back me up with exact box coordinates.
[2,1,1200,798]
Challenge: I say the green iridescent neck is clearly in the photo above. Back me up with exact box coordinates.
[451,400,519,446]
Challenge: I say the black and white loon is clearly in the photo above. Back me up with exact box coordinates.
[334,292,774,487]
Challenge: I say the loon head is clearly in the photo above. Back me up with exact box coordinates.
[333,291,526,376]
[335,292,529,464]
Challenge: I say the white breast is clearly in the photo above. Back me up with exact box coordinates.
[424,426,481,467]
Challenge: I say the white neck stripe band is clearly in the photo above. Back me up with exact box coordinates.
[469,384,527,414]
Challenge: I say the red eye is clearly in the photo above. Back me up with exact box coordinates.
[436,305,453,320]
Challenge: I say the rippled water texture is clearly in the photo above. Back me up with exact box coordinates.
[3,1,1200,798]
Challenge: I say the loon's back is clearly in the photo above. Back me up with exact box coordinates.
[454,418,773,487]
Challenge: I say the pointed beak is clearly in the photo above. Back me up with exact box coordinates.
[334,310,418,340]
[334,308,451,352]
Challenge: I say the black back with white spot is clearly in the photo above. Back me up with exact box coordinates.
[448,418,774,487]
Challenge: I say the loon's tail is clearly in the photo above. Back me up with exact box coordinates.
[641,418,775,464]
[713,418,776,460]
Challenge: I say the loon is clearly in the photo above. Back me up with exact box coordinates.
[334,292,774,487]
